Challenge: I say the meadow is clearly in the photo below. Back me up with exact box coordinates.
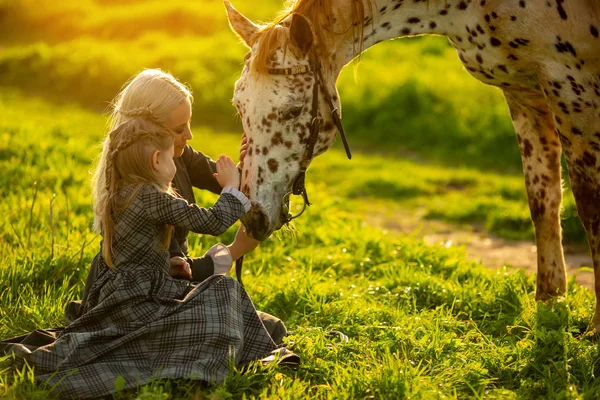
[0,0,598,398]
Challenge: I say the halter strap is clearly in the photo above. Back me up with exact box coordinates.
[267,65,312,75]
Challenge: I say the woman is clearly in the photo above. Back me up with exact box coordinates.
[68,68,288,344]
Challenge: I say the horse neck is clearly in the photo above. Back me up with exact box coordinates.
[324,0,479,77]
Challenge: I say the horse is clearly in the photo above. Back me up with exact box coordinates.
[225,0,600,330]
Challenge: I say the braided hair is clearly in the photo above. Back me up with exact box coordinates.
[100,118,175,269]
[93,69,193,235]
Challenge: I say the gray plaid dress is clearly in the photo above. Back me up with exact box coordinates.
[9,184,277,399]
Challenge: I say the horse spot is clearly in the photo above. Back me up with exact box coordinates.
[530,198,546,222]
[523,139,533,158]
[583,152,597,167]
[458,1,467,10]
[490,37,502,46]
[262,147,269,156]
[591,25,599,38]
[592,219,600,237]
[267,158,279,173]
[556,0,567,20]
[555,38,577,57]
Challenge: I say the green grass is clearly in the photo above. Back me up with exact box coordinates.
[1,88,599,400]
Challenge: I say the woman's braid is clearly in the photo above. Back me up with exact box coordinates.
[116,106,158,121]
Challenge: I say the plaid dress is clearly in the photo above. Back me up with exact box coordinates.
[8,184,277,399]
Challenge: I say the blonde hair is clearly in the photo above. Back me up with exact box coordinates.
[96,118,175,269]
[93,69,193,233]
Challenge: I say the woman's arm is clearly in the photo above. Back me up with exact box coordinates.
[173,224,259,282]
[180,145,222,194]
[142,185,250,236]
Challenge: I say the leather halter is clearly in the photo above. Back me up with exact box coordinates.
[269,50,352,223]
[235,50,352,288]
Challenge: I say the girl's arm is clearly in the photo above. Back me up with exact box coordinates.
[142,184,250,236]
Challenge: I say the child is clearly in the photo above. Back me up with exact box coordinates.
[7,118,279,399]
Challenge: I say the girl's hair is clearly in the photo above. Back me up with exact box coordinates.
[97,118,175,269]
[93,68,193,233]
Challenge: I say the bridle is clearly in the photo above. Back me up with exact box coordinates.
[269,49,352,223]
[235,48,353,287]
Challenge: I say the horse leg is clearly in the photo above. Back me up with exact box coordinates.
[539,66,600,330]
[504,91,567,299]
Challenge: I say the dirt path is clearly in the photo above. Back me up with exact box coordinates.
[366,206,594,291]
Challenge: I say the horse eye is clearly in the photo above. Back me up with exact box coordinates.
[282,106,303,120]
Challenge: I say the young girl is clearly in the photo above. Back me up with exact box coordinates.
[7,119,279,399]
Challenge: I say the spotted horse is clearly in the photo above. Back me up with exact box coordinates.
[225,0,600,330]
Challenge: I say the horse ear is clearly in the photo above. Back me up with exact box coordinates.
[224,1,260,47]
[289,13,314,55]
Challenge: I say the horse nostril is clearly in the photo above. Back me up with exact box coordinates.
[241,208,271,241]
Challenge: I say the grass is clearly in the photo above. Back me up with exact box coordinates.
[1,88,599,399]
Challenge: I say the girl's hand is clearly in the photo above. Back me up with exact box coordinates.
[227,223,260,261]
[238,133,248,167]
[170,256,192,280]
[214,155,240,189]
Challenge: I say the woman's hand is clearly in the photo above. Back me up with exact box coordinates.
[238,133,248,167]
[227,223,260,261]
[213,155,240,189]
[170,256,192,280]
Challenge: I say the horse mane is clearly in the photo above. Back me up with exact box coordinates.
[251,0,372,73]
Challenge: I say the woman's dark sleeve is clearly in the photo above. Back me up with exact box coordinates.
[189,255,215,282]
[181,145,222,194]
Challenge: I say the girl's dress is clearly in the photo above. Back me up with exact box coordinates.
[3,184,277,399]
